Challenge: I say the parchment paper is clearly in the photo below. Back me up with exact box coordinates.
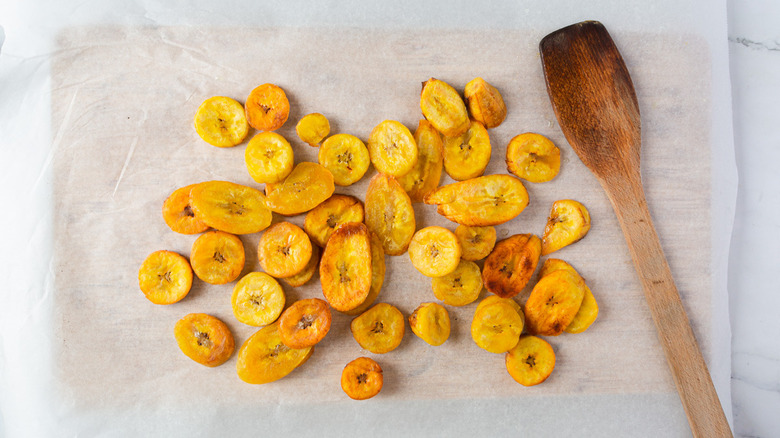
[0,1,736,437]
[51,23,709,425]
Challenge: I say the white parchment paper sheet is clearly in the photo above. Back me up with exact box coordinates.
[0,1,735,436]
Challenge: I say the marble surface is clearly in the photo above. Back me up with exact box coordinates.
[727,0,780,437]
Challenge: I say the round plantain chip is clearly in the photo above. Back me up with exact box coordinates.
[431,260,483,307]
[278,298,332,349]
[464,77,507,129]
[138,250,193,305]
[304,194,365,248]
[194,96,249,148]
[190,230,245,285]
[505,335,556,386]
[506,133,561,183]
[244,131,295,184]
[231,272,286,327]
[408,226,462,278]
[245,83,289,131]
[482,234,542,299]
[420,78,470,138]
[341,357,383,400]
[408,302,450,346]
[541,199,591,256]
[524,269,586,336]
[443,120,491,181]
[366,120,418,178]
[174,313,235,367]
[454,225,496,262]
[350,303,405,354]
[319,133,371,186]
[537,258,598,334]
[470,298,524,354]
[296,112,330,147]
[257,222,313,279]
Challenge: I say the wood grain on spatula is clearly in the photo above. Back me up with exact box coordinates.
[540,21,731,437]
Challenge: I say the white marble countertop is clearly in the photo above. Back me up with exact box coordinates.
[727,0,780,437]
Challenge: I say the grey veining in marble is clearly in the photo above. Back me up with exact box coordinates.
[729,37,780,51]
[728,0,780,437]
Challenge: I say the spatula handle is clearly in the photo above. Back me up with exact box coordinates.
[603,172,732,437]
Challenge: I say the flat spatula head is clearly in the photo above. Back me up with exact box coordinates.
[540,21,641,180]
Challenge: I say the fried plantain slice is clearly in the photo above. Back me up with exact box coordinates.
[470,298,524,354]
[304,194,365,248]
[244,131,295,184]
[194,96,249,148]
[443,120,491,181]
[564,286,599,334]
[162,184,210,235]
[138,250,193,305]
[320,222,373,312]
[505,335,555,386]
[431,259,483,306]
[424,174,529,226]
[343,231,386,316]
[463,77,507,129]
[236,323,313,384]
[455,225,497,261]
[350,303,405,354]
[506,133,561,183]
[482,234,541,298]
[397,120,444,203]
[319,133,371,186]
[282,245,320,288]
[264,162,335,216]
[341,357,383,400]
[174,313,235,367]
[190,230,245,285]
[366,120,418,177]
[537,257,578,279]
[190,180,272,235]
[420,78,470,138]
[231,272,286,327]
[408,226,462,278]
[278,298,332,349]
[541,199,591,255]
[245,83,289,131]
[365,173,416,255]
[408,302,450,346]
[296,112,330,147]
[524,269,586,336]
[538,259,598,334]
[257,221,313,278]
[476,296,524,330]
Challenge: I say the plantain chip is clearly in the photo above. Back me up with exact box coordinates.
[424,174,529,226]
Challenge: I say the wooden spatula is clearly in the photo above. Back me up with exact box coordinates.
[539,21,731,437]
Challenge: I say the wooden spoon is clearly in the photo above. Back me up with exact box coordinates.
[540,21,731,437]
